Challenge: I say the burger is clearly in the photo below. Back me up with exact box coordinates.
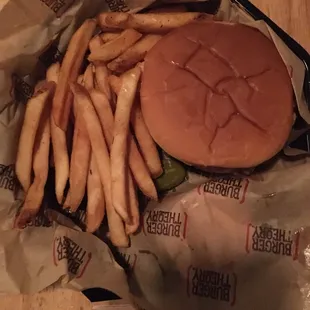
[140,21,293,169]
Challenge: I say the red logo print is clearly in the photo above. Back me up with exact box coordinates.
[187,265,237,306]
[53,236,92,278]
[197,177,249,204]
[142,210,188,239]
[245,223,300,260]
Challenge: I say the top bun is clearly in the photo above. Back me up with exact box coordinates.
[140,21,293,168]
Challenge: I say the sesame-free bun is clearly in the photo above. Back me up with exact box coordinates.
[140,21,293,168]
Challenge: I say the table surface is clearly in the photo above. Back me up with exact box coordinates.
[251,0,310,53]
[2,0,310,309]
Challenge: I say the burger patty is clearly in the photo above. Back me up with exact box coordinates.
[140,21,293,168]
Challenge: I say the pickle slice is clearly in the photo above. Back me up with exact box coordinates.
[155,153,187,192]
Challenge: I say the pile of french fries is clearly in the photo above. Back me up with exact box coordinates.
[15,8,210,247]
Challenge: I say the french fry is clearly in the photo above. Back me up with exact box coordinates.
[91,78,157,202]
[94,62,111,101]
[100,32,121,43]
[90,89,139,232]
[16,81,55,192]
[89,35,103,53]
[110,66,141,222]
[109,75,163,178]
[46,62,60,83]
[63,109,91,212]
[83,64,94,91]
[128,134,158,200]
[97,12,209,33]
[46,65,69,204]
[91,88,157,200]
[53,18,96,130]
[107,34,162,73]
[108,75,122,94]
[15,98,51,228]
[72,74,85,119]
[86,154,105,233]
[88,29,142,62]
[51,117,69,204]
[71,83,128,247]
[125,172,140,235]
[77,74,84,85]
[65,68,92,212]
[131,99,163,178]
[89,90,114,147]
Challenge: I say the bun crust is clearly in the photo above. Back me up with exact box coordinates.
[141,21,293,168]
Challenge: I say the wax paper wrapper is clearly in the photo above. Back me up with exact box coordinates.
[0,0,309,303]
[118,156,310,310]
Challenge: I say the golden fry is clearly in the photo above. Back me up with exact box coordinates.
[90,90,139,233]
[100,32,121,43]
[91,88,157,200]
[52,19,96,130]
[63,110,91,212]
[46,62,60,83]
[77,74,84,85]
[129,134,158,200]
[88,28,142,62]
[107,34,162,73]
[108,75,122,94]
[90,89,130,222]
[97,12,209,33]
[51,117,69,204]
[94,62,111,101]
[89,89,114,146]
[16,81,55,192]
[84,64,95,91]
[86,154,105,233]
[109,75,163,178]
[110,66,141,222]
[89,34,103,53]
[65,68,92,211]
[131,99,163,178]
[15,98,51,228]
[71,83,128,247]
[125,172,140,235]
[47,64,69,204]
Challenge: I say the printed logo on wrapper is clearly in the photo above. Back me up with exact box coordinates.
[12,75,34,103]
[105,0,130,12]
[40,0,74,17]
[197,177,249,204]
[0,164,17,192]
[53,235,92,278]
[187,266,237,306]
[142,210,188,239]
[245,223,300,259]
